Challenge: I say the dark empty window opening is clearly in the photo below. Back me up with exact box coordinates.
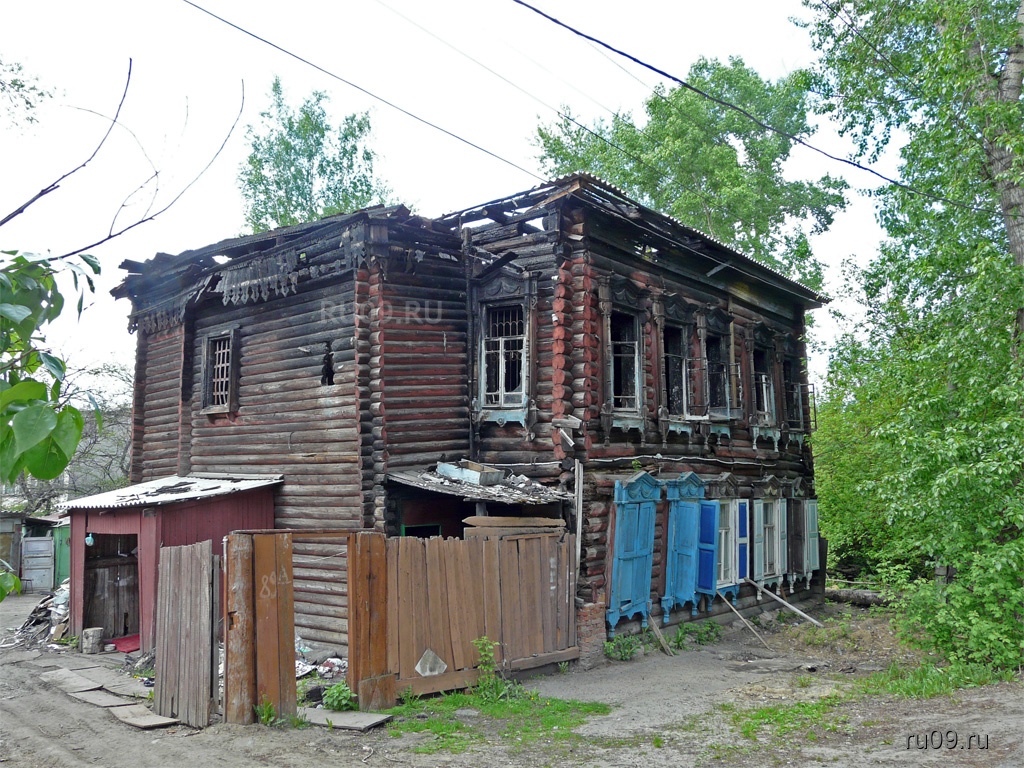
[706,333,729,412]
[664,325,686,416]
[611,312,639,410]
[784,357,803,430]
[483,304,525,407]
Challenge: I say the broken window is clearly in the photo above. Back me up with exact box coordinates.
[202,329,239,413]
[482,304,525,407]
[610,311,640,411]
[752,347,776,425]
[783,357,804,430]
[664,325,686,416]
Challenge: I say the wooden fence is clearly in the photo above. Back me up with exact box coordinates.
[388,532,579,696]
[219,528,578,720]
[153,540,219,728]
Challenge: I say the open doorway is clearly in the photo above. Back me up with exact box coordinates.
[82,533,139,640]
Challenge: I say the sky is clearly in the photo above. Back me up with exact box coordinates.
[0,0,885,383]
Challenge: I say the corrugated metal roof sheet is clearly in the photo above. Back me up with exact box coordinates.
[60,474,283,512]
[388,468,571,506]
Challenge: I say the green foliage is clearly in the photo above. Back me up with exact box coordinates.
[535,57,847,288]
[0,569,21,601]
[732,695,847,740]
[603,633,641,661]
[471,636,526,703]
[856,660,1014,700]
[322,681,356,712]
[805,0,1024,669]
[239,77,391,233]
[254,697,279,726]
[1,252,100,490]
[0,56,52,126]
[386,683,610,755]
[669,620,722,650]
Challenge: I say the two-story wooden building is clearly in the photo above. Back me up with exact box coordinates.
[98,173,821,649]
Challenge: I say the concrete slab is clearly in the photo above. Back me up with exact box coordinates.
[40,668,102,692]
[68,689,134,708]
[105,680,151,699]
[27,655,101,671]
[298,707,392,731]
[0,649,41,665]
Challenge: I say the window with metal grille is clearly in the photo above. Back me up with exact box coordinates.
[610,312,639,410]
[483,305,525,407]
[664,325,686,416]
[202,330,238,413]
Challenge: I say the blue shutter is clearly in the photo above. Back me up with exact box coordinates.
[752,500,764,582]
[736,500,749,581]
[695,500,719,599]
[607,474,660,633]
[662,500,699,620]
[806,500,819,572]
[778,498,788,578]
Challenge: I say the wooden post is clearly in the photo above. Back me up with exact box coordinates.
[347,532,394,710]
[744,578,824,627]
[224,535,255,724]
[253,533,296,720]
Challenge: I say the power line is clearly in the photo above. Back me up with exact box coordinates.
[510,0,1004,219]
[180,0,545,183]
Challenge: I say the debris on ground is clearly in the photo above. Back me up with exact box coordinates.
[0,580,71,649]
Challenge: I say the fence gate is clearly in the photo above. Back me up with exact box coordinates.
[154,540,219,728]
[387,532,578,697]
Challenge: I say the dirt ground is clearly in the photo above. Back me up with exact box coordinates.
[1,593,1021,768]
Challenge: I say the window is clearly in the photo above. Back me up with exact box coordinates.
[482,305,525,407]
[610,312,639,411]
[783,357,804,430]
[705,333,729,416]
[753,497,787,584]
[202,330,238,414]
[664,325,686,416]
[753,348,775,424]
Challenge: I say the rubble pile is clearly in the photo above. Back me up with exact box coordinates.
[0,580,71,649]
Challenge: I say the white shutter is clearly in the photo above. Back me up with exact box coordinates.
[778,497,788,577]
[752,500,764,581]
[806,500,820,571]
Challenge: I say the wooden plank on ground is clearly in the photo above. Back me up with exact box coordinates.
[109,703,179,730]
[39,669,102,693]
[224,534,255,724]
[463,516,564,528]
[298,707,393,731]
[508,646,580,672]
[68,689,134,708]
[481,538,503,667]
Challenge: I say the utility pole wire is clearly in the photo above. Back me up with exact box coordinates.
[181,0,545,183]
[510,0,1007,218]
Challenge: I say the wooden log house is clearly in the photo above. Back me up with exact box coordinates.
[109,174,823,648]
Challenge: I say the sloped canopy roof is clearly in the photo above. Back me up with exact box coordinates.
[60,473,283,513]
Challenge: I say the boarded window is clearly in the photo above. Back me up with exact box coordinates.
[483,305,525,407]
[610,312,639,410]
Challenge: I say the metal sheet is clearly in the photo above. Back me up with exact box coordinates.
[61,474,283,512]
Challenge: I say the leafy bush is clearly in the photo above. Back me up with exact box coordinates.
[323,681,357,712]
[604,634,641,661]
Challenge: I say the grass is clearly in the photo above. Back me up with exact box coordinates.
[855,660,1014,699]
[385,685,610,754]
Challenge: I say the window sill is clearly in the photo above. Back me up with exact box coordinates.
[200,405,232,417]
[477,407,528,427]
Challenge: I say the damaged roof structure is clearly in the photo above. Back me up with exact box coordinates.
[86,172,823,650]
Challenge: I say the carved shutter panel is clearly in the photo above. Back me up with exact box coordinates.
[778,498,788,577]
[662,500,699,619]
[752,500,764,582]
[607,475,659,632]
[695,500,719,598]
[736,500,749,581]
[806,500,820,571]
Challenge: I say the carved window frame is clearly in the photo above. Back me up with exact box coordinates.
[693,305,739,422]
[654,297,699,438]
[749,322,779,427]
[200,327,239,415]
[599,276,648,437]
[470,269,537,428]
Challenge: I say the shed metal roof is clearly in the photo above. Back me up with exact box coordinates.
[60,473,283,513]
[388,468,571,506]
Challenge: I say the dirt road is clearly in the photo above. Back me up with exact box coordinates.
[2,595,1021,767]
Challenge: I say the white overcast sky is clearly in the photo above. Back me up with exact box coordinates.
[1,0,885,381]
